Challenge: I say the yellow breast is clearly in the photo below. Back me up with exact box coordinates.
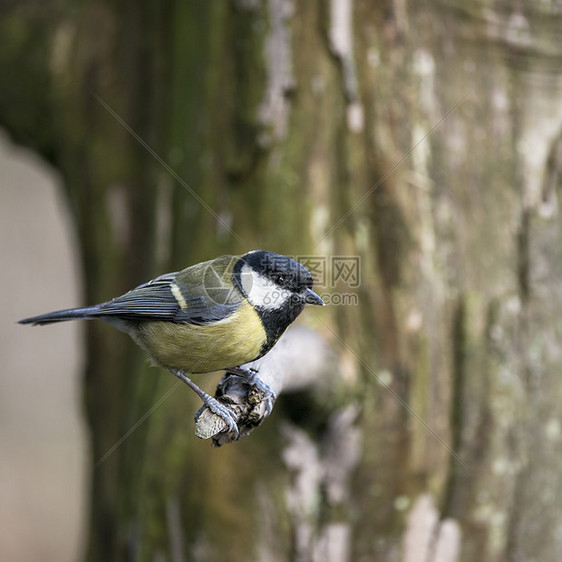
[134,300,266,373]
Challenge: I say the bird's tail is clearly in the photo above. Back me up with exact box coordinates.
[18,306,101,326]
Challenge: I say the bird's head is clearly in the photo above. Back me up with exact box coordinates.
[234,250,325,313]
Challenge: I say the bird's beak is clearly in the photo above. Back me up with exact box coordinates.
[304,287,325,306]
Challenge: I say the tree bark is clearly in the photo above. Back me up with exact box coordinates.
[3,1,562,560]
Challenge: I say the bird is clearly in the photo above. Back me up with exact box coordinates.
[19,250,325,435]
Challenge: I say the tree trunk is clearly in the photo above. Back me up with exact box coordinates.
[3,1,562,560]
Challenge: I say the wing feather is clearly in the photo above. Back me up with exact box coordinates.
[92,270,241,325]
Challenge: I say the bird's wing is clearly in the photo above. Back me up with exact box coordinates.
[94,258,243,325]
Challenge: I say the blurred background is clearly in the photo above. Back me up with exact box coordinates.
[3,1,562,561]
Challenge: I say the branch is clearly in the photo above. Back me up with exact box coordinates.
[194,326,331,446]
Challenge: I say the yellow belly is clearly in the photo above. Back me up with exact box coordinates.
[134,302,266,373]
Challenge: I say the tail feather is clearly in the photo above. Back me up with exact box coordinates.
[18,306,101,326]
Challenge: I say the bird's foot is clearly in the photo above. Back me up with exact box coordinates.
[194,394,239,438]
[169,369,239,437]
[226,366,276,417]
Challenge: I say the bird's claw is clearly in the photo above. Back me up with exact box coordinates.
[227,366,276,416]
[195,395,239,437]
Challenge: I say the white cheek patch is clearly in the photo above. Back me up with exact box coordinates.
[241,264,292,310]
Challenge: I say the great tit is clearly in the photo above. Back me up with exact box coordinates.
[19,250,325,434]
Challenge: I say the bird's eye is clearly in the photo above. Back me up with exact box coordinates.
[275,274,286,286]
